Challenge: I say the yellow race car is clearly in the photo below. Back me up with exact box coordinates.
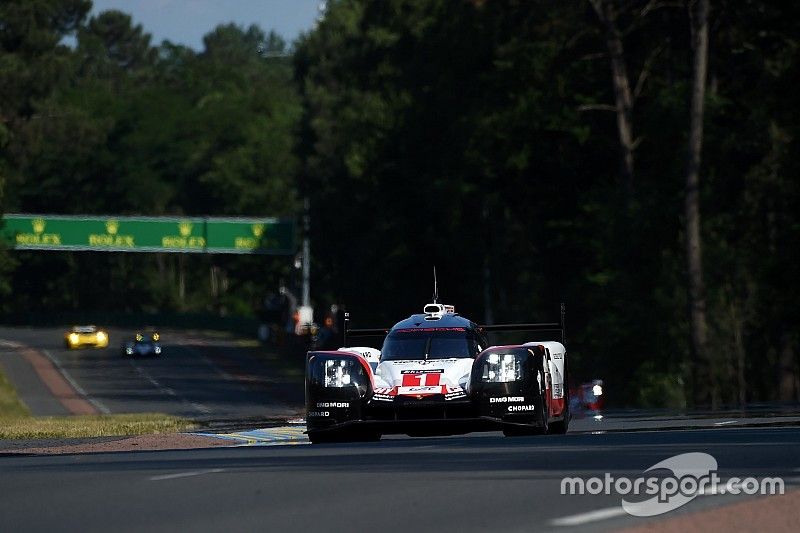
[64,325,109,349]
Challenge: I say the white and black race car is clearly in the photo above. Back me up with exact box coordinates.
[305,301,570,443]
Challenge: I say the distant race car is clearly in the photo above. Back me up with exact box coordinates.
[64,325,109,349]
[121,332,162,357]
[305,299,570,443]
[570,379,605,413]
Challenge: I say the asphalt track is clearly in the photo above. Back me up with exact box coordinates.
[0,326,303,420]
[2,326,800,532]
[1,425,799,532]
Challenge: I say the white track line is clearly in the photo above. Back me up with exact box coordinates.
[42,349,111,414]
[149,468,225,481]
[549,499,677,527]
[129,360,212,415]
[0,339,22,348]
[550,506,627,526]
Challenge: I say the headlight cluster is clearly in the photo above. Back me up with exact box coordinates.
[96,331,107,342]
[324,359,352,387]
[154,346,162,354]
[482,353,522,382]
[69,333,80,344]
[310,355,370,397]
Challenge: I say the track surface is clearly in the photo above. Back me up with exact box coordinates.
[0,326,303,420]
[1,426,798,532]
[2,326,800,531]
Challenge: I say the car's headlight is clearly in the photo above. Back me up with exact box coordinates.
[154,346,161,354]
[309,355,370,397]
[96,331,107,342]
[592,384,603,396]
[482,353,522,382]
[69,333,79,344]
[125,347,133,354]
[324,359,352,387]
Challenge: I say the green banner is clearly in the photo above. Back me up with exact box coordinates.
[0,214,294,254]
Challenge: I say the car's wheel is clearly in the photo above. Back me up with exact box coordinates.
[503,368,549,437]
[502,424,540,437]
[308,429,381,444]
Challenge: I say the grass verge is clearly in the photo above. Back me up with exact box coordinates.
[1,364,196,439]
[0,413,198,439]
[0,365,31,419]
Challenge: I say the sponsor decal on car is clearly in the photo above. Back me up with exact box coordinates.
[402,373,441,386]
[489,396,525,403]
[307,411,330,417]
[507,405,536,412]
[399,386,441,394]
[316,402,349,408]
[371,394,393,401]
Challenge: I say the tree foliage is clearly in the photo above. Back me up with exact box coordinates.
[294,0,799,405]
[1,0,798,406]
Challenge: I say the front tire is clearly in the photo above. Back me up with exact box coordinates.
[308,429,381,444]
[503,369,549,437]
[502,424,541,437]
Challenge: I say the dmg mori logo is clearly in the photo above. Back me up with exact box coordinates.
[251,223,265,238]
[179,221,193,237]
[32,218,46,234]
[105,219,119,235]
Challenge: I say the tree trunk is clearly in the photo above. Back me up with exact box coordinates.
[481,204,494,326]
[482,254,494,326]
[731,300,747,408]
[178,254,186,308]
[590,0,635,197]
[685,0,716,408]
[778,327,798,401]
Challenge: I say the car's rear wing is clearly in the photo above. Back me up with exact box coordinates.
[340,304,566,346]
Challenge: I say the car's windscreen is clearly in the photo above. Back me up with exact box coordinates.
[380,328,478,361]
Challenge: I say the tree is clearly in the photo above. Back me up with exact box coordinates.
[684,0,715,407]
[589,0,636,196]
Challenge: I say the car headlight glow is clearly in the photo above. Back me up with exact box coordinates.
[96,331,107,342]
[125,347,133,354]
[482,353,522,382]
[154,346,161,354]
[592,384,603,396]
[69,333,79,344]
[324,359,352,387]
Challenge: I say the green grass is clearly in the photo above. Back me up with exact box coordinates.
[0,366,196,439]
[0,366,31,419]
[0,413,197,439]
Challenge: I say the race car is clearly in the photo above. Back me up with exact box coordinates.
[570,379,605,413]
[121,331,162,357]
[64,325,109,349]
[305,301,569,443]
